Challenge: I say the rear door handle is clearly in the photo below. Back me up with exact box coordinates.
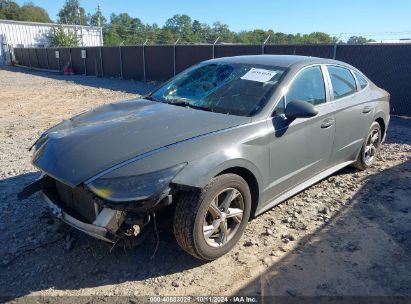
[362,106,372,114]
[321,118,335,128]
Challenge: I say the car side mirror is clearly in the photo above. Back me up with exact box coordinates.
[285,100,318,119]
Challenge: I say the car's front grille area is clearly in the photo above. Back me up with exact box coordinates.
[55,180,97,223]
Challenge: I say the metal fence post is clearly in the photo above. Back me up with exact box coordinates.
[83,50,87,76]
[6,44,9,65]
[34,47,39,67]
[142,39,148,82]
[8,44,13,65]
[57,50,61,71]
[69,48,72,67]
[173,38,180,76]
[212,37,220,59]
[333,33,343,60]
[20,48,23,65]
[28,48,31,68]
[262,35,270,54]
[119,45,123,79]
[333,43,338,60]
[45,47,49,69]
[99,46,104,77]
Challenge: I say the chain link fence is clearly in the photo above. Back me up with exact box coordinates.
[12,43,411,116]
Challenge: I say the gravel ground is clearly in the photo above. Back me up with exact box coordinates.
[0,67,410,303]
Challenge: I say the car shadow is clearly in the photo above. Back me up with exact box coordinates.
[235,158,411,298]
[0,172,203,300]
[1,66,158,95]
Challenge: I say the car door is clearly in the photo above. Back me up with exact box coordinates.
[324,65,375,165]
[263,65,335,204]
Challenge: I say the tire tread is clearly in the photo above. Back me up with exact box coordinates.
[173,174,249,260]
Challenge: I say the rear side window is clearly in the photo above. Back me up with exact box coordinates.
[327,66,357,99]
[354,71,368,89]
[286,66,326,106]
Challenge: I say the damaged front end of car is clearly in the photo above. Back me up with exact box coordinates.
[18,162,187,245]
[16,96,249,248]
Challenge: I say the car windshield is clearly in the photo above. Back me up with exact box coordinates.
[150,62,286,116]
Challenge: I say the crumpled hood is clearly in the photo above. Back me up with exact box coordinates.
[32,99,250,187]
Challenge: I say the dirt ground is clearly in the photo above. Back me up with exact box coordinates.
[0,67,410,303]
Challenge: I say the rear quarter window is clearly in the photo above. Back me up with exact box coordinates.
[327,66,357,99]
[354,71,368,89]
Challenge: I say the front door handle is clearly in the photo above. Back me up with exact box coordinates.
[362,106,372,114]
[321,118,335,128]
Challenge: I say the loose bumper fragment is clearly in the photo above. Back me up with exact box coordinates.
[40,191,124,243]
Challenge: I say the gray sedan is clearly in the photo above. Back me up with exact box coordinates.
[19,55,390,260]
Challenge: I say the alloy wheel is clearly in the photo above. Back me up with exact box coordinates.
[364,128,380,165]
[202,188,244,247]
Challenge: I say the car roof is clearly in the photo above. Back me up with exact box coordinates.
[205,54,353,70]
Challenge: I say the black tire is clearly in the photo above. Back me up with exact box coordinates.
[173,174,251,261]
[352,122,382,170]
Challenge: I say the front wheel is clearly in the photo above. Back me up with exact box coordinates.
[352,122,382,170]
[173,174,251,261]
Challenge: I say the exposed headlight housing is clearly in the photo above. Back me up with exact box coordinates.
[86,163,186,203]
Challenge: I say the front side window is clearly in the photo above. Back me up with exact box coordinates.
[354,71,368,90]
[327,66,357,99]
[285,66,326,106]
[273,96,286,115]
[151,62,285,116]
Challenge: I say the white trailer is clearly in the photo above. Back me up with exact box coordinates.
[0,19,103,65]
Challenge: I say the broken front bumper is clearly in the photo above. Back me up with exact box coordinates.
[40,191,124,243]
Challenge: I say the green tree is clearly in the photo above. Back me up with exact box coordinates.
[88,10,343,46]
[58,0,88,25]
[104,13,146,45]
[88,11,106,27]
[302,32,336,44]
[144,23,162,43]
[49,25,79,47]
[239,29,269,44]
[157,28,176,44]
[347,36,375,44]
[103,26,121,45]
[20,2,52,23]
[199,23,212,43]
[0,0,22,20]
[270,32,288,44]
[211,22,234,42]
[163,14,192,42]
[191,20,203,42]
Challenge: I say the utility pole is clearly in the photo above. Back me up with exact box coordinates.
[97,3,102,27]
[76,0,81,25]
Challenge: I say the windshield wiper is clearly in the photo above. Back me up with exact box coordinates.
[166,101,213,112]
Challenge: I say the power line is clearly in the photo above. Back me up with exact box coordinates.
[331,31,411,37]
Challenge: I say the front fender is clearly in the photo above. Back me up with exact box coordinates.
[172,153,264,193]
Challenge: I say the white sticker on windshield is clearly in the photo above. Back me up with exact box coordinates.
[241,68,277,82]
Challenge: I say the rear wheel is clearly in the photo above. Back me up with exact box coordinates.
[173,174,251,261]
[352,122,382,170]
